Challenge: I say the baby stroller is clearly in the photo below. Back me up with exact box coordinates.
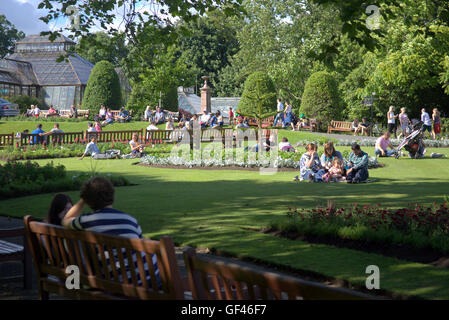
[395,120,425,159]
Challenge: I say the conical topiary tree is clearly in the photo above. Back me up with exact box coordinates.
[82,60,122,119]
[238,71,277,129]
[299,71,342,130]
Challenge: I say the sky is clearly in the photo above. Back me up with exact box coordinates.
[0,0,53,35]
[0,0,173,37]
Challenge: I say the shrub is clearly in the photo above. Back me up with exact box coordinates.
[8,95,42,113]
[0,160,131,199]
[300,71,343,130]
[238,72,277,117]
[82,60,122,119]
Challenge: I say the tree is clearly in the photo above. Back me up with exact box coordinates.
[0,15,25,58]
[127,45,196,114]
[82,60,122,118]
[177,11,241,96]
[75,32,128,66]
[238,71,277,128]
[8,95,42,114]
[300,71,342,129]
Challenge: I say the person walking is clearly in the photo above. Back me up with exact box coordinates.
[432,108,441,140]
[387,106,398,138]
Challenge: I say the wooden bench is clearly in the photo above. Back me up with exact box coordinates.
[58,109,90,119]
[145,129,173,144]
[327,120,353,133]
[24,216,185,300]
[234,116,275,128]
[297,118,317,132]
[0,227,32,289]
[183,248,374,300]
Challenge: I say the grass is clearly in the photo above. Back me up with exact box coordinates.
[1,144,449,299]
[1,120,449,299]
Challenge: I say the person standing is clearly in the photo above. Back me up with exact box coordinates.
[283,100,293,127]
[421,108,432,138]
[228,107,234,125]
[273,98,285,127]
[387,106,398,137]
[432,108,441,140]
[399,107,410,138]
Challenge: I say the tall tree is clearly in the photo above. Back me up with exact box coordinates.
[0,15,25,58]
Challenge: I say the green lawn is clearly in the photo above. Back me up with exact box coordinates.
[1,143,449,299]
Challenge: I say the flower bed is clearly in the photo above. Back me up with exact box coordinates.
[0,141,173,161]
[268,202,449,254]
[296,138,449,148]
[140,150,380,169]
[0,160,130,199]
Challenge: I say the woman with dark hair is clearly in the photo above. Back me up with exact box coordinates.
[320,141,343,170]
[46,194,73,225]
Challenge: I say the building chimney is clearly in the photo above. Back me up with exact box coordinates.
[200,76,211,114]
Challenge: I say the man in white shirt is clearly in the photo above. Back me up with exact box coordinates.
[79,136,119,160]
[273,98,285,127]
[154,107,165,124]
[421,108,432,137]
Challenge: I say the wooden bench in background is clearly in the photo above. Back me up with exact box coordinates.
[327,120,353,134]
[183,247,374,300]
[0,227,32,289]
[24,216,185,300]
[298,118,317,132]
[58,109,90,119]
[234,116,275,128]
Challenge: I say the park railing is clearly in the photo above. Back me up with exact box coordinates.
[19,132,85,146]
[86,129,144,143]
[0,133,14,148]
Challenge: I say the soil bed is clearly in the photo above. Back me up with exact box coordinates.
[137,163,299,171]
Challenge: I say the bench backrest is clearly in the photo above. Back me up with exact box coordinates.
[24,216,184,300]
[183,248,373,300]
[145,129,173,143]
[331,121,352,129]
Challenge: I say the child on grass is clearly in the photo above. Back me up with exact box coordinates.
[322,158,346,183]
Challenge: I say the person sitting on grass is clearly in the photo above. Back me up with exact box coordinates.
[101,108,115,126]
[61,177,160,287]
[165,117,174,131]
[322,158,346,183]
[47,105,58,118]
[320,141,343,170]
[129,133,145,157]
[144,106,153,122]
[79,136,119,160]
[87,122,97,132]
[346,143,369,184]
[94,120,102,132]
[279,137,295,152]
[154,107,165,125]
[207,112,218,128]
[116,107,131,123]
[235,118,249,129]
[295,143,325,182]
[46,194,73,226]
[216,110,224,128]
[200,110,211,128]
[375,132,397,157]
[147,120,159,131]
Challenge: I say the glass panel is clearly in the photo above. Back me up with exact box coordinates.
[59,86,68,109]
[65,86,75,110]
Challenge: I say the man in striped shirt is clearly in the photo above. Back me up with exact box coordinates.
[62,177,160,286]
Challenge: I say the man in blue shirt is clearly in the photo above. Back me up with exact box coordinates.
[346,143,369,184]
[31,123,45,144]
[117,107,131,123]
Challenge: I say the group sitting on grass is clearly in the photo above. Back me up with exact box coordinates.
[294,142,369,184]
[45,177,160,287]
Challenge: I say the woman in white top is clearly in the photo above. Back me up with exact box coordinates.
[144,106,153,121]
[34,105,40,117]
[129,134,144,157]
[165,117,174,131]
[99,105,107,120]
[387,106,398,137]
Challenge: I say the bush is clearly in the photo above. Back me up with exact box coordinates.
[238,72,277,116]
[300,71,342,130]
[82,60,122,119]
[0,160,131,199]
[8,95,42,113]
